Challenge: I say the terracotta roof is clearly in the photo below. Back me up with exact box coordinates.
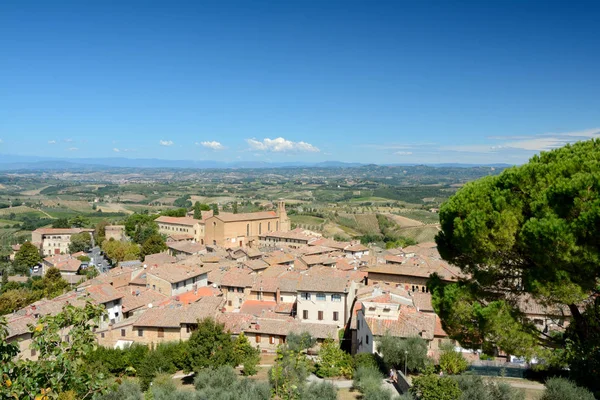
[297,271,349,293]
[434,316,448,337]
[61,274,85,285]
[260,230,314,242]
[412,292,434,312]
[144,253,176,265]
[155,216,200,226]
[174,286,222,304]
[147,264,207,284]
[264,252,295,266]
[367,256,462,281]
[221,268,255,288]
[274,302,295,314]
[364,307,435,340]
[244,259,270,271]
[85,283,124,304]
[44,255,82,272]
[240,300,277,317]
[133,296,222,328]
[309,238,350,250]
[168,242,206,254]
[217,313,254,334]
[384,254,406,264]
[212,211,278,222]
[346,244,369,252]
[120,289,168,312]
[301,255,337,266]
[301,245,338,256]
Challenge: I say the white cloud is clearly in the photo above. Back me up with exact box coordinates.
[159,140,174,146]
[197,141,224,150]
[48,140,56,144]
[246,137,320,153]
[64,138,73,143]
[113,148,120,153]
[395,151,413,155]
[0,139,3,144]
[487,128,600,152]
[67,147,78,151]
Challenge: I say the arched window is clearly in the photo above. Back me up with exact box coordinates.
[247,224,250,237]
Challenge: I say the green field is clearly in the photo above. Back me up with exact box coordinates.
[397,210,440,224]
[398,225,440,243]
[290,215,325,225]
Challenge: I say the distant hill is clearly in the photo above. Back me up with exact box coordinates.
[0,154,514,171]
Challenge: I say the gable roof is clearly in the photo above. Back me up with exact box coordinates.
[147,264,207,284]
[155,216,200,226]
[211,211,278,222]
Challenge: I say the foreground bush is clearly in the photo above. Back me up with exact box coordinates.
[300,381,338,400]
[541,377,595,400]
[454,375,524,400]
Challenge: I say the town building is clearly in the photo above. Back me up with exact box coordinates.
[105,225,126,241]
[155,216,204,243]
[32,228,95,256]
[204,200,290,248]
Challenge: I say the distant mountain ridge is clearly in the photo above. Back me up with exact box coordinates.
[0,154,513,171]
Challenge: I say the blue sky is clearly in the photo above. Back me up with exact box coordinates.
[1,0,599,164]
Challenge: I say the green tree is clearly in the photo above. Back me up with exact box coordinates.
[124,214,159,245]
[232,201,238,214]
[410,369,462,400]
[52,218,71,228]
[140,233,167,258]
[438,342,469,375]
[95,220,110,244]
[377,334,430,373]
[232,332,260,375]
[0,302,108,399]
[432,139,600,380]
[185,317,236,372]
[194,366,270,400]
[101,239,141,262]
[69,215,90,228]
[13,241,41,270]
[69,232,93,253]
[269,343,314,400]
[541,377,595,400]
[211,203,219,216]
[286,331,316,353]
[93,380,143,400]
[315,338,354,378]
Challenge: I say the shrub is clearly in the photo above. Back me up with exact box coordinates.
[353,366,383,394]
[316,339,354,378]
[354,352,382,371]
[93,380,144,400]
[454,375,524,400]
[541,377,595,400]
[411,371,462,400]
[438,343,469,375]
[301,381,338,400]
[377,334,431,373]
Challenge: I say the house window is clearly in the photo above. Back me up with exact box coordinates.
[303,310,308,320]
[256,334,261,343]
[366,335,369,344]
[301,293,311,301]
[357,320,360,330]
[268,222,271,231]
[158,328,164,338]
[237,287,243,293]
[316,293,326,301]
[138,329,144,337]
[247,224,250,237]
[318,311,323,321]
[333,312,339,321]
[101,332,105,338]
[239,298,242,304]
[331,294,341,302]
[121,329,126,337]
[270,336,275,344]
[228,300,232,306]
[259,223,262,235]
[228,287,234,292]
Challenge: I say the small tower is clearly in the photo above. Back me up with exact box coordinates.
[277,199,290,232]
